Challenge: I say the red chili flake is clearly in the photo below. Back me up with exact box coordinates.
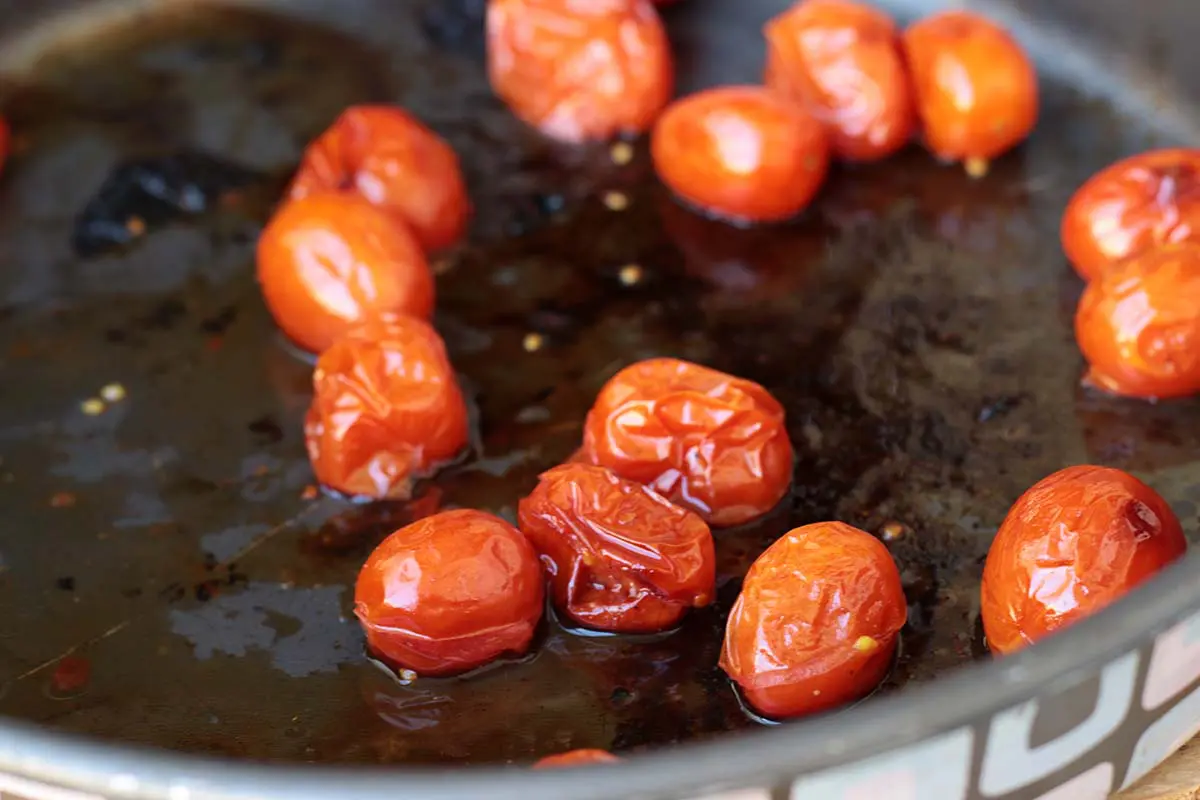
[205,336,224,352]
[300,484,319,501]
[49,491,77,508]
[50,656,91,696]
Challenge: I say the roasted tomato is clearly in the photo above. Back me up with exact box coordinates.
[581,358,793,527]
[257,193,435,354]
[518,463,715,633]
[355,509,544,677]
[902,11,1037,176]
[764,0,914,162]
[487,0,673,142]
[720,522,906,720]
[651,87,829,223]
[305,315,469,499]
[981,466,1186,656]
[1061,149,1200,281]
[1074,243,1200,400]
[533,749,620,769]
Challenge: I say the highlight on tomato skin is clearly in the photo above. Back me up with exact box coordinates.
[304,314,469,500]
[1074,243,1200,400]
[487,0,673,143]
[980,466,1186,656]
[719,522,906,720]
[517,463,716,634]
[651,86,830,224]
[354,509,545,677]
[533,749,621,769]
[1061,148,1200,281]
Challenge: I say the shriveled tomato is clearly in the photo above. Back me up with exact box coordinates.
[981,466,1186,656]
[287,105,471,253]
[764,0,914,162]
[1061,149,1200,281]
[1074,243,1200,400]
[652,86,829,224]
[518,463,715,633]
[257,193,435,354]
[902,11,1037,176]
[487,0,673,142]
[305,314,469,499]
[533,749,620,769]
[355,509,544,676]
[720,522,906,720]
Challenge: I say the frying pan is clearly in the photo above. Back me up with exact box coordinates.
[0,0,1197,798]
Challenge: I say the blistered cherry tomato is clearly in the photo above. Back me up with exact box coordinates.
[533,749,620,769]
[257,193,435,354]
[355,509,544,676]
[902,11,1037,176]
[720,522,906,720]
[305,314,469,499]
[581,358,793,527]
[764,0,914,162]
[518,463,715,633]
[487,0,673,142]
[651,87,829,223]
[1061,149,1200,281]
[1074,243,1200,400]
[981,466,1186,656]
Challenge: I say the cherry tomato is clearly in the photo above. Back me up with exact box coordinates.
[487,0,673,142]
[651,86,829,223]
[981,466,1186,656]
[354,509,545,677]
[1061,149,1200,281]
[581,358,793,527]
[902,11,1037,176]
[304,314,469,499]
[764,0,915,162]
[518,463,715,633]
[1074,243,1200,400]
[287,105,471,253]
[533,749,620,769]
[720,522,906,720]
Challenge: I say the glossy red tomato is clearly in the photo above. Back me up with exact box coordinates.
[1074,243,1200,400]
[518,463,715,633]
[581,358,793,527]
[487,0,673,142]
[764,0,915,162]
[304,315,469,499]
[287,105,471,253]
[651,86,830,223]
[902,11,1037,175]
[981,466,1186,656]
[257,193,435,354]
[1061,149,1200,281]
[720,522,906,720]
[533,749,620,769]
[355,509,545,676]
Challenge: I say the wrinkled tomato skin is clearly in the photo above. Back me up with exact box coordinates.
[518,463,715,634]
[256,193,435,354]
[981,466,1186,656]
[720,522,906,720]
[1074,244,1200,400]
[487,0,673,142]
[902,12,1037,164]
[764,0,914,162]
[651,86,829,224]
[533,749,621,769]
[354,509,544,677]
[1061,149,1200,281]
[304,315,469,500]
[581,358,794,527]
[287,105,471,253]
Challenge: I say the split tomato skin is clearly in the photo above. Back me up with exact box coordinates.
[533,749,620,769]
[651,86,830,223]
[981,466,1186,656]
[256,193,435,354]
[304,314,469,500]
[354,509,545,677]
[287,105,471,252]
[581,358,794,527]
[720,522,906,720]
[518,463,715,634]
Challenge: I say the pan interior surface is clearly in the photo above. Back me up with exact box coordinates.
[0,0,1197,767]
